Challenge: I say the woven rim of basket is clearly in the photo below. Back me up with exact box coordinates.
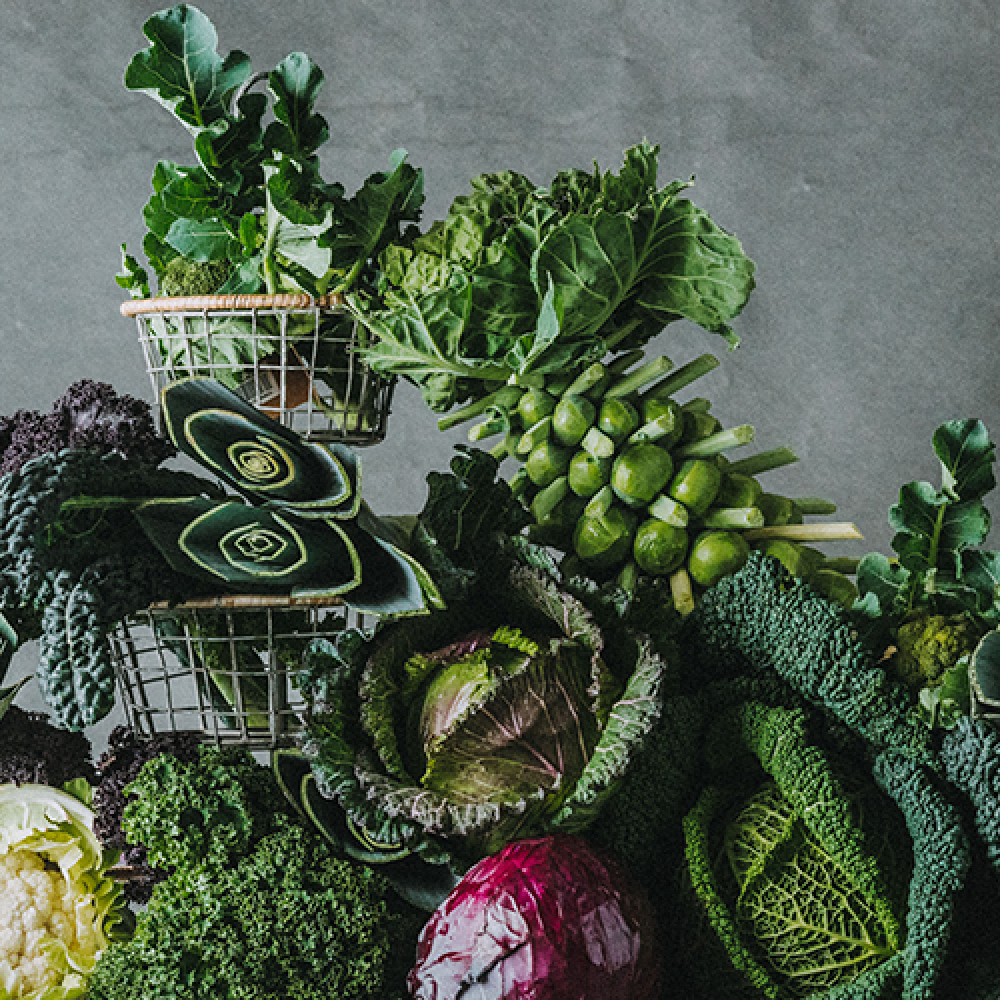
[120,293,346,317]
[146,594,347,611]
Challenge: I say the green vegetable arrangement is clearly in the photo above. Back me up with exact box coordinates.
[86,745,422,1000]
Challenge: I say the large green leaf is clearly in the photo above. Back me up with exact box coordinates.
[166,217,239,262]
[266,52,329,159]
[124,4,252,134]
[933,418,996,502]
[160,376,359,518]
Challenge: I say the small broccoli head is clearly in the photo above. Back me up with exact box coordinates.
[158,256,233,297]
[890,612,982,689]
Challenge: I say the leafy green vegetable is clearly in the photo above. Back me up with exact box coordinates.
[88,745,421,1000]
[121,5,424,299]
[356,142,755,412]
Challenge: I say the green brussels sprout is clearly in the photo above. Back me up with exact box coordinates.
[687,530,750,587]
[611,443,674,508]
[640,397,683,449]
[633,518,688,575]
[573,505,638,570]
[568,450,611,497]
[517,389,558,428]
[715,472,763,509]
[597,398,640,444]
[526,440,572,487]
[668,458,721,516]
[552,395,597,448]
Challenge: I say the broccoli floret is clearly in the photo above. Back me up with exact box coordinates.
[889,612,982,689]
[158,256,233,297]
[0,703,97,786]
[88,747,422,1000]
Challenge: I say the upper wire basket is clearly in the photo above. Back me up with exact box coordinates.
[122,294,395,445]
[107,594,368,750]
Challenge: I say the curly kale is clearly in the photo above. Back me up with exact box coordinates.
[0,703,97,786]
[685,551,931,760]
[92,726,202,904]
[88,745,421,1000]
[0,380,174,477]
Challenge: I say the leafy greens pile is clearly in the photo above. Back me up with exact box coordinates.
[354,141,755,413]
[117,4,423,300]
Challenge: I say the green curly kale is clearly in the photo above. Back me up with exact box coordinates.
[88,745,421,1000]
[686,551,931,759]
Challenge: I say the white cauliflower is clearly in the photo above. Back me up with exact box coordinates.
[0,783,130,999]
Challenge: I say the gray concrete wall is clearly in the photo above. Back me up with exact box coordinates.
[3,1,999,752]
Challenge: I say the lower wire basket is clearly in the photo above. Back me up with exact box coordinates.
[108,595,368,750]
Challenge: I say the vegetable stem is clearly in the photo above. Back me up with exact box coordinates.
[517,417,552,456]
[649,494,688,527]
[726,446,799,476]
[437,386,524,431]
[531,477,569,521]
[792,497,838,516]
[703,506,766,530]
[561,363,606,398]
[640,353,719,401]
[581,426,616,459]
[742,523,864,542]
[670,567,696,615]
[822,557,860,575]
[677,424,755,458]
[606,356,674,399]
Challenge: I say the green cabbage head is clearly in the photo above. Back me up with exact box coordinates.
[300,552,670,865]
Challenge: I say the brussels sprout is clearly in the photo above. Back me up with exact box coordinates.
[754,538,817,580]
[667,458,722,516]
[517,389,558,428]
[573,505,638,570]
[597,398,640,444]
[715,472,763,509]
[633,519,689,575]
[757,492,803,526]
[640,396,683,449]
[611,444,674,508]
[568,450,611,497]
[681,410,721,443]
[553,395,597,447]
[809,568,858,608]
[687,530,750,587]
[526,440,572,487]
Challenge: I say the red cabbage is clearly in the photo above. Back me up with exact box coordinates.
[408,834,661,1000]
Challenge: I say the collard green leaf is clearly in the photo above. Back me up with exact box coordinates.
[855,552,912,616]
[124,4,252,134]
[266,52,329,159]
[166,217,239,262]
[933,418,996,502]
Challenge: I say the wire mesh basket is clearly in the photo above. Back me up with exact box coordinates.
[108,594,369,750]
[121,294,395,445]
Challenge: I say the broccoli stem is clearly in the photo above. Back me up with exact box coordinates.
[677,424,755,458]
[742,523,863,542]
[725,446,799,476]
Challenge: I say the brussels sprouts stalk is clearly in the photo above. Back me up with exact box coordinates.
[725,446,799,476]
[512,373,547,389]
[649,494,688,527]
[670,566,696,615]
[680,397,712,413]
[584,485,615,518]
[606,349,646,375]
[640,353,719,402]
[561,363,606,398]
[581,426,616,459]
[703,506,766,529]
[437,386,525,431]
[531,476,569,521]
[792,497,838,516]
[517,417,553,456]
[743,523,863,542]
[677,424,755,458]
[606,356,674,399]
[469,414,508,442]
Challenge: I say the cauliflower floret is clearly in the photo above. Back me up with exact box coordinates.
[0,850,88,997]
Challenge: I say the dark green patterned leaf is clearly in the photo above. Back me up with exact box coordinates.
[933,418,996,502]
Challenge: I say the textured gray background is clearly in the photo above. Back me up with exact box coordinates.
[3,0,999,751]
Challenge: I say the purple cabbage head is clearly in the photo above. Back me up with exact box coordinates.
[408,834,661,1000]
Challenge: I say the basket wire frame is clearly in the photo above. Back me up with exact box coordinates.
[108,597,368,750]
[127,298,395,444]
